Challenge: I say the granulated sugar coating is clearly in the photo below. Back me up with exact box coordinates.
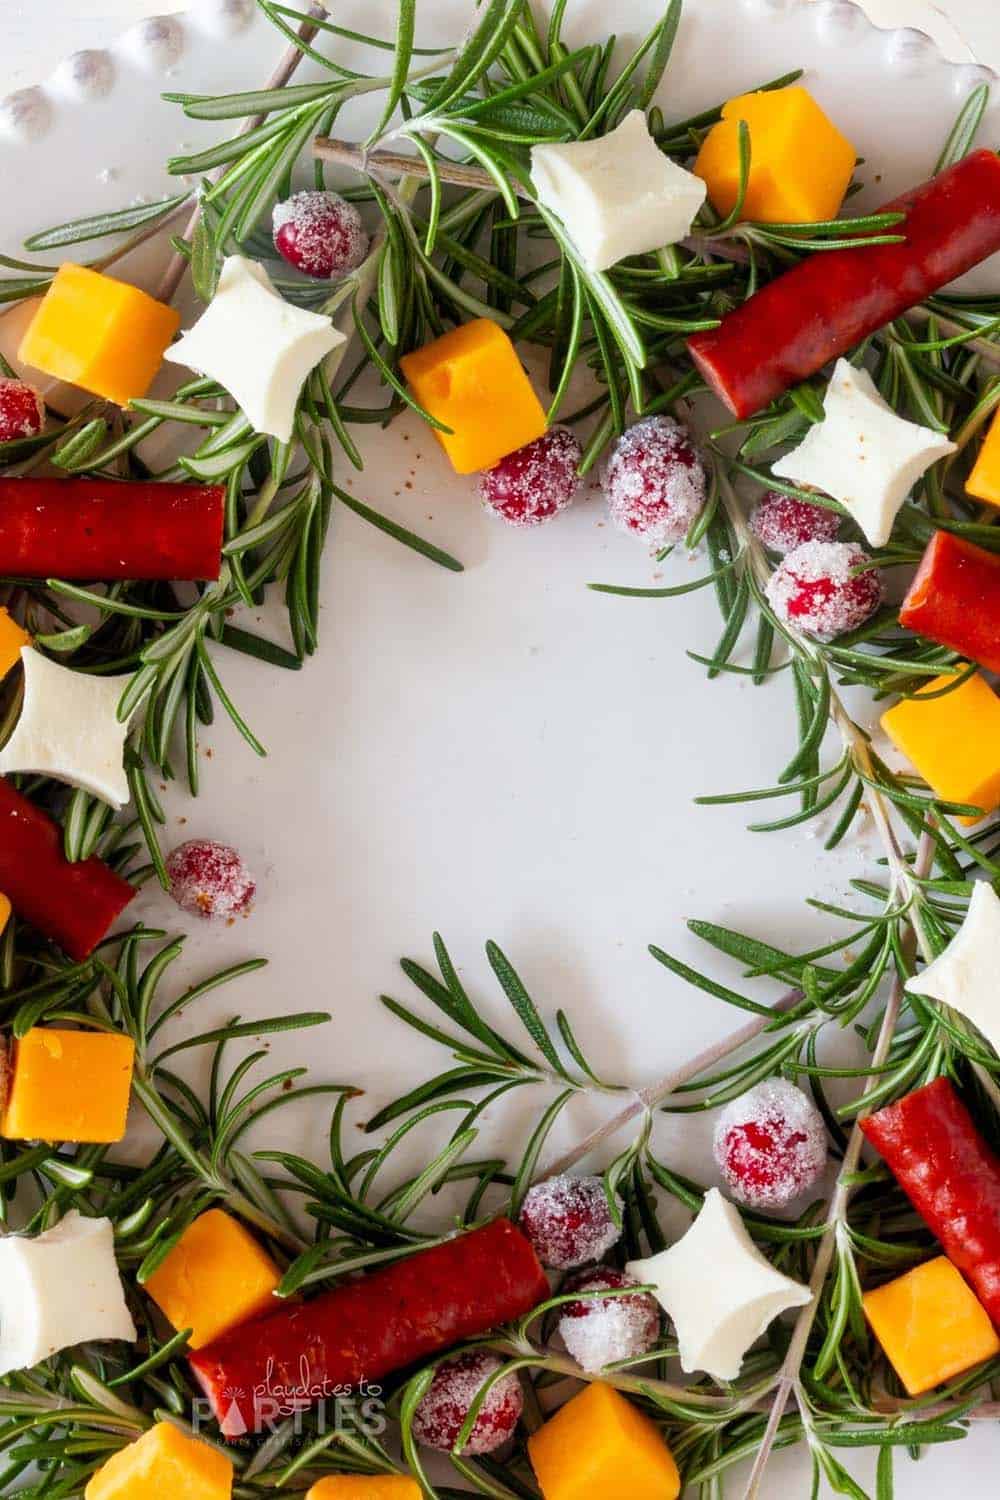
[165,839,256,920]
[478,426,582,527]
[519,1173,622,1269]
[765,541,883,641]
[0,379,44,444]
[750,491,841,554]
[602,415,706,549]
[411,1351,523,1455]
[272,190,369,279]
[558,1266,660,1373]
[713,1079,828,1210]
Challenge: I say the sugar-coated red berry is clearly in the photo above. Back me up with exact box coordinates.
[713,1079,827,1210]
[765,541,883,641]
[0,379,44,444]
[750,491,840,554]
[166,839,256,920]
[479,426,582,528]
[272,190,369,279]
[411,1351,523,1455]
[519,1174,622,1269]
[603,415,706,548]
[558,1266,660,1373]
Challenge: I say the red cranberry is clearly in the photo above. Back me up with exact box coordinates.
[272,190,369,279]
[558,1266,660,1373]
[0,379,44,444]
[603,415,706,548]
[713,1079,827,1210]
[750,491,840,554]
[479,426,582,528]
[765,541,883,641]
[412,1351,522,1455]
[165,839,255,920]
[519,1174,622,1269]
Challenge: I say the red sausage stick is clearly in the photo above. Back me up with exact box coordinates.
[0,479,225,581]
[189,1218,549,1437]
[900,530,1000,674]
[688,150,1000,418]
[861,1078,1000,1323]
[0,778,135,960]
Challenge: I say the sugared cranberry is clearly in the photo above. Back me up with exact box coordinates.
[479,426,582,528]
[165,839,256,920]
[603,415,706,549]
[412,1351,523,1455]
[519,1174,622,1269]
[765,541,883,641]
[0,379,44,444]
[750,491,840,554]
[272,190,369,279]
[713,1079,827,1211]
[558,1266,660,1373]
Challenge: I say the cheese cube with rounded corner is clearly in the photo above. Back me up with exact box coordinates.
[144,1208,282,1349]
[0,608,30,678]
[863,1256,1000,1396]
[0,893,10,938]
[85,1420,233,1500]
[967,406,1000,506]
[306,1478,422,1500]
[0,1211,136,1374]
[527,1381,680,1500]
[695,86,856,224]
[18,264,180,407]
[881,671,1000,825]
[1,1027,135,1143]
[399,319,547,474]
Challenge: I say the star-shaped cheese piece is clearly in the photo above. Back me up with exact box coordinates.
[531,110,707,273]
[164,255,346,444]
[905,882,1000,1052]
[626,1188,811,1381]
[0,647,134,808]
[772,359,956,548]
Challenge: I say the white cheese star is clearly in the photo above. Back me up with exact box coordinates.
[626,1188,811,1381]
[905,882,1000,1054]
[531,110,707,273]
[0,647,134,808]
[0,1212,136,1375]
[165,255,346,444]
[772,359,956,548]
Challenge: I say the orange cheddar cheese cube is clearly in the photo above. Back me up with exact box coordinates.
[0,893,10,938]
[399,319,547,474]
[881,670,1000,825]
[528,1382,680,1500]
[306,1479,422,1500]
[144,1208,282,1349]
[695,86,856,225]
[1,1028,135,1143]
[0,608,30,678]
[85,1420,233,1500]
[19,264,180,407]
[967,407,1000,506]
[863,1256,1000,1396]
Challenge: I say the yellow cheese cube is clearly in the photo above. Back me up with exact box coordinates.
[399,319,548,474]
[881,671,1000,826]
[967,407,1000,506]
[0,608,30,679]
[528,1382,680,1500]
[863,1256,1000,1396]
[0,893,10,938]
[18,264,180,407]
[85,1421,233,1500]
[694,86,856,224]
[306,1479,422,1500]
[144,1208,282,1349]
[1,1028,135,1143]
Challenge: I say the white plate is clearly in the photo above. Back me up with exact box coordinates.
[3,3,1000,1493]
